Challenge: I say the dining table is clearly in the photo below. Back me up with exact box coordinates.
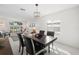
[22,33,57,53]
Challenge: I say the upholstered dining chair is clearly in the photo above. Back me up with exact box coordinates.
[35,30,45,39]
[17,33,25,55]
[47,31,54,37]
[47,31,57,53]
[23,36,46,55]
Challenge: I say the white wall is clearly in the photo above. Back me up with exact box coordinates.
[39,6,79,49]
[0,17,9,32]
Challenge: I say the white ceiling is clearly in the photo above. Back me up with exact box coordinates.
[0,4,78,19]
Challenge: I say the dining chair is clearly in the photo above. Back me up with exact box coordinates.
[51,37,57,52]
[47,31,54,37]
[23,36,46,55]
[39,30,45,35]
[35,30,45,39]
[47,31,56,53]
[17,33,25,55]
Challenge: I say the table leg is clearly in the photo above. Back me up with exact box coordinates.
[48,45,50,53]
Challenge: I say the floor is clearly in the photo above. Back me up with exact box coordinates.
[9,36,79,55]
[0,37,13,55]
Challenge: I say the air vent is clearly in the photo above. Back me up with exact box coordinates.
[20,8,26,11]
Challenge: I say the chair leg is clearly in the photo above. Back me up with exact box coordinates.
[26,51,28,55]
[21,47,24,55]
[19,43,21,52]
[25,47,28,55]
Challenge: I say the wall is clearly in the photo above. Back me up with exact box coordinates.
[0,17,9,32]
[39,6,79,49]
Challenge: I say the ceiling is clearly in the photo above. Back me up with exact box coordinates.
[0,4,78,19]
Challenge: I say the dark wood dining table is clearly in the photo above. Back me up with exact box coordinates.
[23,33,57,53]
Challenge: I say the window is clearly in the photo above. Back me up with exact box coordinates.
[9,21,22,33]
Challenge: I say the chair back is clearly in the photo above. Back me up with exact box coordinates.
[47,31,54,37]
[39,30,45,35]
[35,30,45,39]
[23,36,35,55]
[17,33,25,47]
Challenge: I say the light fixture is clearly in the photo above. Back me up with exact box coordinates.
[34,4,40,17]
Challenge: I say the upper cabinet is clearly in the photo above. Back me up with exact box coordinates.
[47,20,61,33]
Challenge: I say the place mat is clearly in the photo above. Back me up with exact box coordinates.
[0,38,13,55]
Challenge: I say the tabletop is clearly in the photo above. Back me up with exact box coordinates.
[23,33,57,46]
